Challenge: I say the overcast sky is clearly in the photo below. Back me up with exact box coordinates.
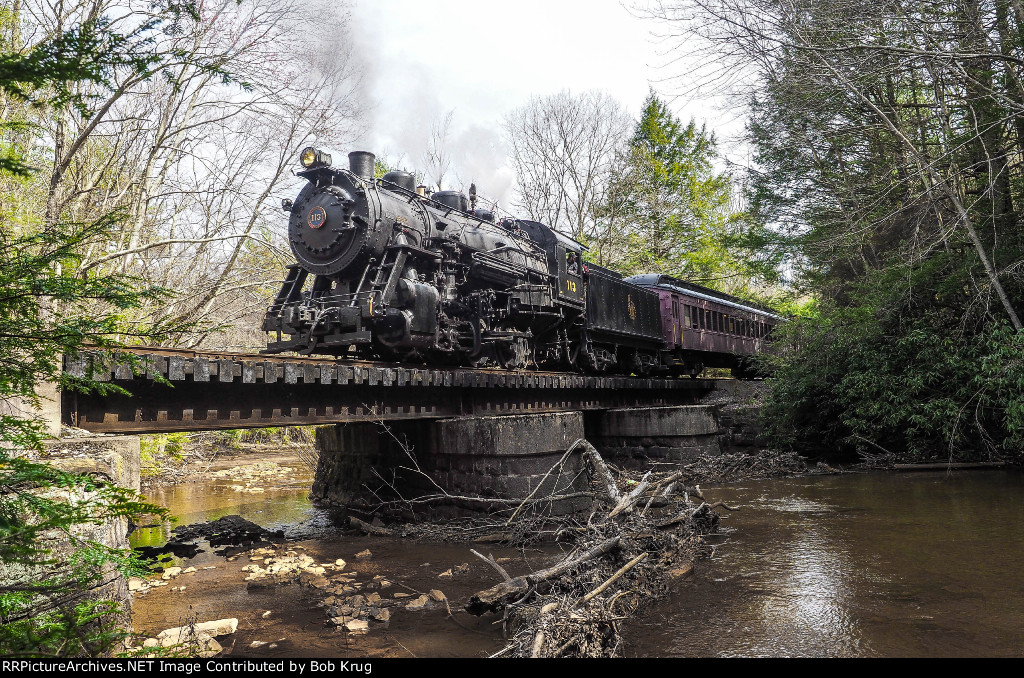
[345,0,737,206]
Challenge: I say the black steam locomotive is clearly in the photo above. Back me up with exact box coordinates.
[262,148,781,376]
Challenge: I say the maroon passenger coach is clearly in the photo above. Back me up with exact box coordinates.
[626,274,784,377]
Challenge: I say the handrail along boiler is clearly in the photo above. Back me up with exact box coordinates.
[263,148,782,376]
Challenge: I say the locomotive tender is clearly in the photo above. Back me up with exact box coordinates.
[262,148,781,376]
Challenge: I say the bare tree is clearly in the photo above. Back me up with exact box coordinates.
[504,90,633,243]
[422,110,454,192]
[639,0,1024,328]
[3,0,367,350]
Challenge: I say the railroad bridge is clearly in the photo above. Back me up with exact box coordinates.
[52,348,756,513]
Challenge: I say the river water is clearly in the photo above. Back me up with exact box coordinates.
[132,460,1024,657]
[130,455,518,657]
[622,470,1024,657]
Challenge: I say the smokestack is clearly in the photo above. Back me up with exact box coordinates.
[348,151,376,179]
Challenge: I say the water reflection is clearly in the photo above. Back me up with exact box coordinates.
[130,461,316,549]
[623,471,1024,657]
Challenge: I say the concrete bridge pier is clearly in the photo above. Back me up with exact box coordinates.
[586,405,722,470]
[312,412,588,516]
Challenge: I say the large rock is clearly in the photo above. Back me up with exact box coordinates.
[155,631,221,657]
[156,618,238,642]
[170,515,283,547]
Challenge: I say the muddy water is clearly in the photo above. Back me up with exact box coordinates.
[622,470,1024,657]
[134,458,1024,657]
[130,454,528,657]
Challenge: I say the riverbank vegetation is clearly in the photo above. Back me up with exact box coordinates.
[0,4,184,655]
[0,0,360,656]
[644,0,1024,463]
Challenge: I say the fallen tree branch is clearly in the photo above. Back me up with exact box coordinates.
[531,631,545,658]
[653,499,735,529]
[470,549,511,582]
[361,491,601,512]
[348,516,393,536]
[466,536,622,615]
[606,471,651,519]
[506,439,584,525]
[579,552,649,606]
[579,440,620,502]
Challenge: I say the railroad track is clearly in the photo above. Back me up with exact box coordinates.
[63,346,718,433]
[65,345,722,389]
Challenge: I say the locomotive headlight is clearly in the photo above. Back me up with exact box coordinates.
[299,147,332,168]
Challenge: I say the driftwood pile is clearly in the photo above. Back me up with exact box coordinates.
[460,441,728,658]
[341,436,741,657]
[680,448,807,484]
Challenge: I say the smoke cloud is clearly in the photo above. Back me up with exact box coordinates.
[344,4,516,208]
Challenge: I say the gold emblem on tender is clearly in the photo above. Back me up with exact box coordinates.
[627,294,637,321]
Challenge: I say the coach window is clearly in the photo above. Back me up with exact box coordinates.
[705,310,712,330]
[684,305,691,328]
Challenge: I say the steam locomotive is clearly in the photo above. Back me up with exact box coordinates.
[262,148,782,376]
